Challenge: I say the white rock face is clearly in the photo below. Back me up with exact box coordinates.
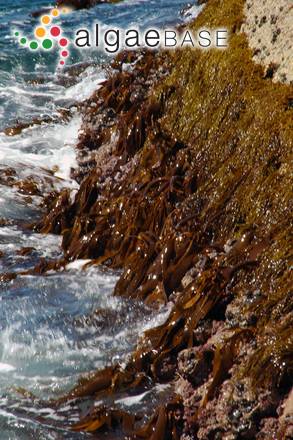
[240,0,293,84]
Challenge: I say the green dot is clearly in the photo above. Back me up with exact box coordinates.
[15,32,19,36]
[42,39,52,49]
[20,37,26,44]
[30,41,38,50]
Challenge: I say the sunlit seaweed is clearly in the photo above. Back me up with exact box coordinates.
[202,327,253,407]
[72,397,184,438]
[21,0,293,435]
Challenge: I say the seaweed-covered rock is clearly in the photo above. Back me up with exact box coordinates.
[23,0,293,437]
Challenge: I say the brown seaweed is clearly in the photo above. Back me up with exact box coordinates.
[72,397,184,438]
[3,110,71,136]
[202,328,253,407]
[54,254,256,416]
[18,0,293,435]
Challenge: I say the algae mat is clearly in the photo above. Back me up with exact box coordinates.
[22,0,293,437]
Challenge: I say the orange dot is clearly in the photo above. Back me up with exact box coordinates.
[35,27,46,38]
[70,9,72,12]
[42,16,50,24]
[52,9,59,16]
[62,8,67,13]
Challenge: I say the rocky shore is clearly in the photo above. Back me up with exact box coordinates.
[26,0,293,438]
[241,0,293,84]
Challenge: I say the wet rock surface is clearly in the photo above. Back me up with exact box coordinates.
[176,319,293,440]
[19,0,293,437]
[70,50,171,184]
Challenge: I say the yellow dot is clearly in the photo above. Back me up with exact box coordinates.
[62,8,67,13]
[42,16,50,24]
[70,9,72,12]
[35,27,46,38]
[52,9,59,16]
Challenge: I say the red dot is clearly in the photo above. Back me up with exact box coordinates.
[50,26,61,37]
[59,38,67,47]
[62,50,68,57]
[60,60,64,65]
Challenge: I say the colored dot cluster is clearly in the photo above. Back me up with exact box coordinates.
[13,7,71,69]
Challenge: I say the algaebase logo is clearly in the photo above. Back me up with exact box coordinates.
[12,8,71,70]
[12,8,228,71]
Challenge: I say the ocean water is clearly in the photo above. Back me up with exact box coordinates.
[0,0,201,438]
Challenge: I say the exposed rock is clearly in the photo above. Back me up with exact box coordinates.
[26,0,293,437]
[240,0,293,84]
[178,344,214,386]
